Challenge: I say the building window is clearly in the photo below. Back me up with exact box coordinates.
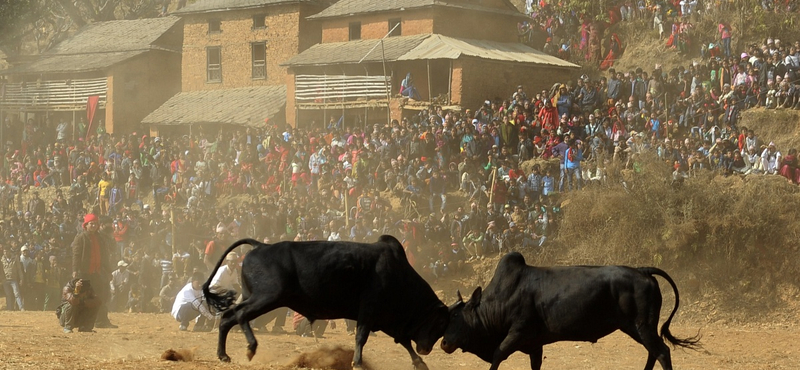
[388,18,401,37]
[252,42,267,80]
[349,22,361,41]
[207,46,222,83]
[208,19,221,34]
[253,14,266,29]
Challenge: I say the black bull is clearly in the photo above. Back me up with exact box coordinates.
[202,235,448,369]
[441,252,700,370]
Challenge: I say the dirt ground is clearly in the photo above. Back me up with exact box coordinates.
[0,309,796,370]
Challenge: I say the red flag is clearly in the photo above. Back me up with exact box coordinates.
[85,95,100,139]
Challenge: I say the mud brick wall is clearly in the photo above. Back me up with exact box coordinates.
[181,5,318,91]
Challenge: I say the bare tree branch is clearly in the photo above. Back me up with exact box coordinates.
[56,0,89,27]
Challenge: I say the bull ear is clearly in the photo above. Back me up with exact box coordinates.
[456,290,463,303]
[469,287,482,305]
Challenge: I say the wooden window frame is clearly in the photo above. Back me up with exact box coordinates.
[206,46,222,83]
[251,42,267,80]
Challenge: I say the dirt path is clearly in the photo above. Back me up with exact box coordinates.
[0,311,796,370]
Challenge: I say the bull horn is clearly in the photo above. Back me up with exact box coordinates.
[456,290,463,303]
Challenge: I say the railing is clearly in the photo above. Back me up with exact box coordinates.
[295,75,391,103]
[0,77,108,111]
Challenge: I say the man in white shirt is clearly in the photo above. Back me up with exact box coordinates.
[208,252,241,331]
[171,271,215,331]
[209,252,240,295]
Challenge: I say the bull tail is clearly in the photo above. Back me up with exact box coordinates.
[202,238,261,312]
[638,267,702,350]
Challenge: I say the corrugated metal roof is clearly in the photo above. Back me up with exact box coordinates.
[1,51,148,75]
[49,17,180,54]
[173,0,311,14]
[284,34,579,69]
[307,0,525,19]
[142,85,287,127]
[398,34,579,68]
[282,34,429,66]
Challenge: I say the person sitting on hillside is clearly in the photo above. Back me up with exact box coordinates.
[761,142,782,174]
[779,148,800,184]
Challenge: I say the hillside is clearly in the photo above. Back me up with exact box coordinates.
[442,5,800,325]
[608,7,799,74]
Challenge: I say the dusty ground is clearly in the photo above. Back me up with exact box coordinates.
[0,309,796,370]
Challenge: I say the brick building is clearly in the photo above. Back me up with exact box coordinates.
[143,0,326,133]
[0,17,182,137]
[283,0,579,127]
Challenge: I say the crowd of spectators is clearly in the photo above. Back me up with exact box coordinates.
[520,0,798,65]
[3,1,800,323]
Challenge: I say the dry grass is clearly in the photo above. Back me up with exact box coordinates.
[520,146,800,323]
[610,21,690,75]
[741,108,800,152]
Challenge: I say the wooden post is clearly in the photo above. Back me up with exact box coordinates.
[447,60,452,105]
[0,80,4,151]
[359,22,400,128]
[427,60,432,103]
[380,39,391,126]
[170,206,176,255]
[488,167,497,206]
[345,188,350,228]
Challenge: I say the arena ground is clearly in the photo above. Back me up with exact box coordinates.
[0,310,796,370]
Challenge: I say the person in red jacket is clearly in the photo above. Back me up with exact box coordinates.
[112,213,130,260]
[537,99,559,133]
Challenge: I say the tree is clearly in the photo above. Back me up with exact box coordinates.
[0,0,167,56]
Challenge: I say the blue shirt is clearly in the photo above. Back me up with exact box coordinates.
[565,147,583,169]
[542,176,554,195]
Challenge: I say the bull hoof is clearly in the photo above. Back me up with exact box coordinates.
[246,349,256,361]
[219,354,231,363]
[352,361,363,369]
[412,358,429,370]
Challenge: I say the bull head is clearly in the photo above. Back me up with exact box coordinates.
[466,287,482,307]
